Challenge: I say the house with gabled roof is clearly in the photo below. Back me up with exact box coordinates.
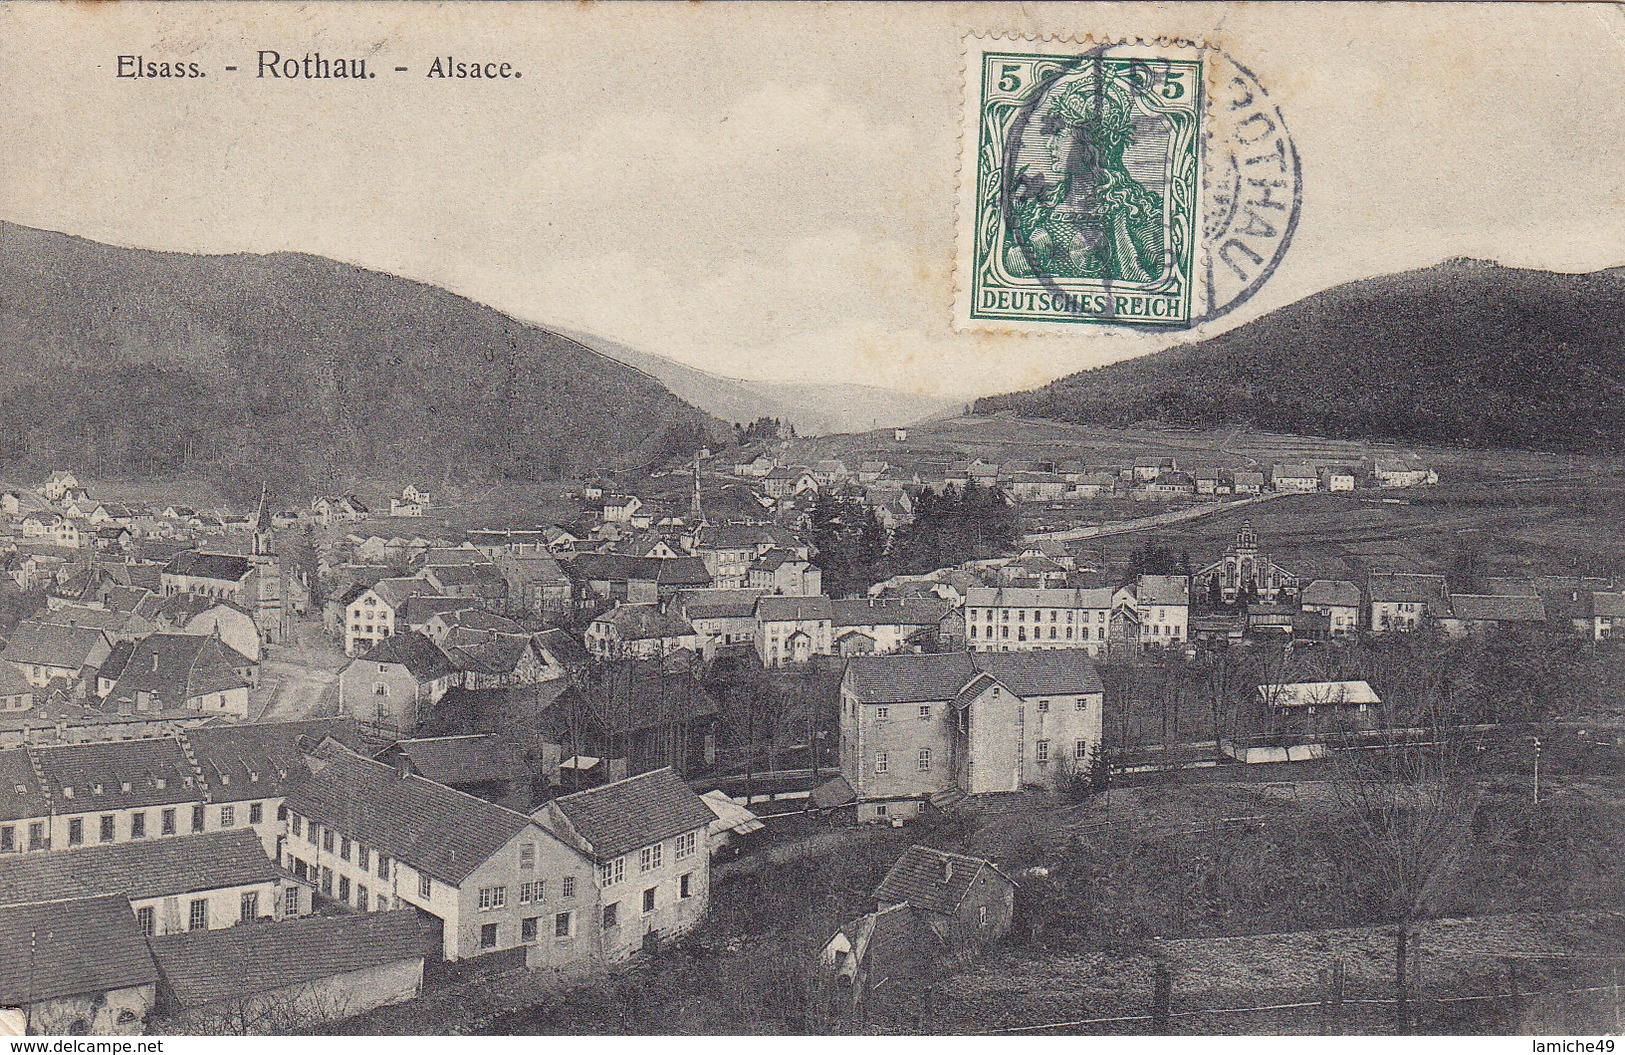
[0,828,289,936]
[101,634,255,718]
[755,594,834,666]
[0,894,158,1035]
[148,909,427,1032]
[584,603,699,661]
[1,620,114,691]
[284,739,600,964]
[338,631,458,734]
[839,650,1104,821]
[533,767,712,961]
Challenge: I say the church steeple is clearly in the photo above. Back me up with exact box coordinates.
[253,484,273,556]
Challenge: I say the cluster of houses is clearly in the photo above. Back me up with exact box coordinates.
[727,449,1439,530]
[0,716,721,1034]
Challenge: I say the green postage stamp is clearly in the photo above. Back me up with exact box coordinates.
[955,36,1299,332]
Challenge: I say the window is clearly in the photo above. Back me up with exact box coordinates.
[358,846,370,871]
[642,887,656,914]
[378,854,390,879]
[192,805,205,833]
[875,706,889,721]
[675,830,697,861]
[1075,739,1089,761]
[188,898,209,931]
[357,886,369,911]
[418,874,432,900]
[562,876,576,899]
[306,821,317,845]
[240,892,259,922]
[600,857,625,887]
[322,829,334,852]
[520,880,543,904]
[640,843,662,872]
[478,885,507,911]
[0,826,12,853]
[27,822,43,851]
[521,916,538,942]
[555,911,573,938]
[68,818,83,846]
[979,905,989,927]
[248,803,263,825]
[680,872,692,899]
[284,885,300,917]
[875,751,889,774]
[602,902,619,928]
[339,876,351,902]
[519,843,535,871]
[1076,697,1088,711]
[321,867,333,895]
[339,836,351,862]
[1037,699,1049,712]
[480,923,499,949]
[161,808,176,835]
[1036,740,1050,764]
[874,804,888,818]
[130,812,146,839]
[918,704,931,721]
[918,748,933,772]
[219,805,234,828]
[136,906,155,936]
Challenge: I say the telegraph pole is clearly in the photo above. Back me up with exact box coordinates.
[1533,736,1541,805]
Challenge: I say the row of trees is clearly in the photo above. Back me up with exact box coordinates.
[810,480,1022,597]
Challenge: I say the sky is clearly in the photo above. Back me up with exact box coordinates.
[2,2,1623,400]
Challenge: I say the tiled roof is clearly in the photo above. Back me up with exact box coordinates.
[32,737,203,811]
[400,595,476,625]
[533,627,590,667]
[1136,575,1190,606]
[0,895,158,1005]
[1368,573,1447,604]
[379,735,525,786]
[542,767,712,861]
[1300,579,1362,609]
[845,649,1102,703]
[164,550,253,583]
[965,587,1114,609]
[594,604,695,641]
[844,652,978,705]
[1593,591,1625,620]
[367,577,426,609]
[832,598,949,628]
[1445,594,1547,623]
[187,718,366,803]
[755,595,834,622]
[972,650,1104,697]
[284,741,542,885]
[676,589,764,621]
[0,829,276,906]
[0,747,50,823]
[150,909,427,1010]
[445,633,534,677]
[1,620,110,670]
[874,845,1011,916]
[353,632,456,681]
[103,634,252,712]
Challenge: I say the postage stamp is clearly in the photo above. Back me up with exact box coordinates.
[955,36,1300,333]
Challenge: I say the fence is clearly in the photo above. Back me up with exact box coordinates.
[970,961,1625,1035]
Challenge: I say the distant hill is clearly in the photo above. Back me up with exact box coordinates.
[975,259,1625,453]
[0,222,725,500]
[552,327,962,436]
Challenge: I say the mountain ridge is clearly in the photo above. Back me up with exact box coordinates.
[973,258,1625,453]
[0,220,725,501]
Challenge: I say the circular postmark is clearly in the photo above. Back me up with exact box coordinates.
[993,40,1300,330]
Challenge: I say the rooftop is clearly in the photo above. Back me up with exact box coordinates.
[149,909,427,1010]
[874,845,1011,916]
[0,829,276,907]
[0,895,157,1006]
[541,766,713,861]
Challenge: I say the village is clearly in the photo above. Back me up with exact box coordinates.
[0,424,1620,1036]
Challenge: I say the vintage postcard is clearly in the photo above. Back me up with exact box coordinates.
[0,0,1621,1043]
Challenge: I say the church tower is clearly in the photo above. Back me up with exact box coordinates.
[253,484,274,558]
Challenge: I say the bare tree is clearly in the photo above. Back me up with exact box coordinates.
[1324,696,1480,1032]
